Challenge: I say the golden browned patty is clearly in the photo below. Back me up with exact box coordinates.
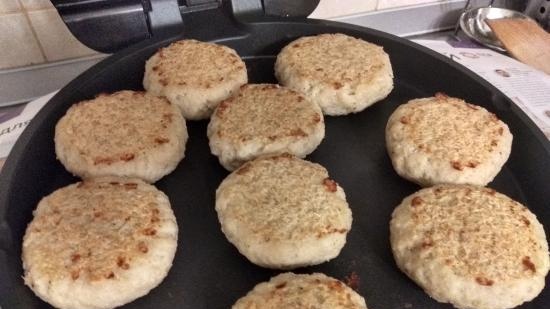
[143,39,247,120]
[207,83,325,170]
[216,154,351,269]
[232,272,368,309]
[55,90,187,183]
[386,93,512,186]
[275,33,393,115]
[390,184,549,309]
[22,177,178,309]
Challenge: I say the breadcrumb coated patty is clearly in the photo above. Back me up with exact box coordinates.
[390,185,549,309]
[216,155,351,269]
[22,177,178,309]
[208,84,324,171]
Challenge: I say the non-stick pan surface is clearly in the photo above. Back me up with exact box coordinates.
[1,16,549,309]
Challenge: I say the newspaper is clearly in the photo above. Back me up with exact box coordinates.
[414,39,550,140]
[0,92,56,170]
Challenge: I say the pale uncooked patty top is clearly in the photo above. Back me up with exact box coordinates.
[23,178,166,282]
[403,185,545,284]
[219,155,349,242]
[213,84,322,143]
[55,90,181,166]
[147,39,246,90]
[393,93,508,171]
[276,33,389,90]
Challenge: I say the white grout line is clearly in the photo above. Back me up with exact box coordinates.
[16,0,47,63]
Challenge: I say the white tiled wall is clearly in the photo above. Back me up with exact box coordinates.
[0,12,44,68]
[19,0,54,10]
[309,0,378,19]
[377,0,444,10]
[310,0,446,19]
[0,0,21,14]
[0,0,97,70]
[0,0,451,70]
[28,8,97,61]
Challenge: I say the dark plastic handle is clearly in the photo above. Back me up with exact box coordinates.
[147,0,185,37]
[51,0,319,53]
[51,0,220,53]
[264,0,320,17]
[51,0,153,53]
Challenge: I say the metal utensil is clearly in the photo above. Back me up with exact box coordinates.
[458,6,536,52]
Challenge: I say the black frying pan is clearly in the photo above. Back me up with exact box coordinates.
[1,4,549,309]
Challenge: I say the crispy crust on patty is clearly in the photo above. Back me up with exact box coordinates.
[386,93,512,186]
[232,272,368,309]
[143,39,247,120]
[55,90,187,183]
[275,33,393,115]
[22,177,178,309]
[208,84,324,171]
[216,155,351,269]
[390,185,549,309]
